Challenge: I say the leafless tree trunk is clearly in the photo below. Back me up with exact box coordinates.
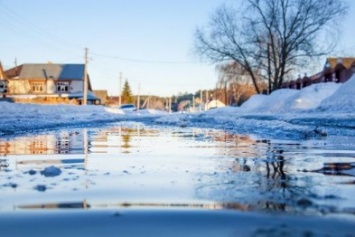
[195,0,347,93]
[216,61,262,105]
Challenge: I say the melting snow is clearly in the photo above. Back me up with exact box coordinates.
[0,74,355,138]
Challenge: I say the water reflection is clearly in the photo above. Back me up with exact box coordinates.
[0,131,84,156]
[0,158,9,169]
[17,200,224,210]
[0,125,153,157]
[197,136,355,215]
[310,162,355,177]
[0,124,355,218]
[18,200,90,209]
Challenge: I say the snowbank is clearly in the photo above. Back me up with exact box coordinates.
[239,94,267,112]
[318,74,355,112]
[279,82,340,112]
[1,77,355,138]
[0,102,166,135]
[238,81,344,113]
[243,89,299,113]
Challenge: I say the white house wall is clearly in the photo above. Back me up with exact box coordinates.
[8,80,84,94]
[8,80,30,94]
[71,81,83,93]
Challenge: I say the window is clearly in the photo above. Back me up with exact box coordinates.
[56,82,69,92]
[31,82,45,93]
[55,138,70,154]
[57,139,70,148]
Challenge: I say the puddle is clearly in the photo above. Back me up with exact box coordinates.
[1,122,355,219]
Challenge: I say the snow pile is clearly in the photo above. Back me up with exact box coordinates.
[204,106,240,116]
[243,89,299,113]
[138,109,169,115]
[318,74,355,112]
[238,82,344,114]
[279,82,340,112]
[104,107,124,114]
[239,94,267,112]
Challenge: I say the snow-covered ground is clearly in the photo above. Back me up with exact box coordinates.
[1,75,355,139]
[1,76,355,237]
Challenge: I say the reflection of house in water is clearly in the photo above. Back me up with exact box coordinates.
[0,141,10,156]
[208,131,258,158]
[0,131,85,156]
[0,157,9,169]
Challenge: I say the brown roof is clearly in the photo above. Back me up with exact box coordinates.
[4,65,23,78]
[326,57,355,69]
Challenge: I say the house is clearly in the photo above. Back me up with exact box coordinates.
[4,63,100,104]
[206,99,226,110]
[282,57,355,89]
[0,61,8,95]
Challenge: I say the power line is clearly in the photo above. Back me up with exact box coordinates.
[0,2,82,49]
[90,51,198,65]
[0,2,83,59]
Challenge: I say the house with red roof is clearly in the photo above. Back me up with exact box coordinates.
[282,57,355,89]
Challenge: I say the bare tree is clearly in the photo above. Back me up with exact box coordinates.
[216,61,264,105]
[195,0,347,93]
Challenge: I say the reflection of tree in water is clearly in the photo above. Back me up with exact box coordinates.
[121,128,136,152]
[122,133,131,149]
[256,143,317,212]
[205,137,345,214]
[263,150,293,211]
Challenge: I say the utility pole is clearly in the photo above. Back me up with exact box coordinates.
[192,95,195,113]
[83,48,88,105]
[119,72,122,107]
[169,97,172,113]
[200,89,202,112]
[136,83,140,111]
[14,58,18,76]
[205,90,209,111]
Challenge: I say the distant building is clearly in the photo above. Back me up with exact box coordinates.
[4,63,100,104]
[93,90,108,105]
[206,99,226,110]
[282,57,355,89]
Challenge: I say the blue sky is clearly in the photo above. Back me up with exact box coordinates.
[1,0,354,97]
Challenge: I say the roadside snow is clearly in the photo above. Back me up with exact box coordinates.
[1,75,355,139]
[244,89,299,113]
[279,83,340,112]
[318,75,355,112]
[240,82,341,113]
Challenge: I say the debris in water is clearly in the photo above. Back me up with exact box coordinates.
[3,182,18,188]
[40,166,62,177]
[34,184,47,192]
